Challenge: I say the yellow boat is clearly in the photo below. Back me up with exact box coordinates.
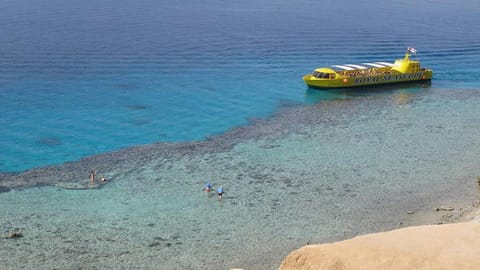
[303,48,432,89]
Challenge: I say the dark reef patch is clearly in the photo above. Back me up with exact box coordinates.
[126,104,149,110]
[2,89,474,193]
[36,137,62,146]
[114,83,137,91]
[130,119,151,126]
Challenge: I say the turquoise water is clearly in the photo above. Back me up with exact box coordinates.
[1,0,480,269]
[1,0,480,172]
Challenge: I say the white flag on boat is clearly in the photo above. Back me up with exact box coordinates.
[408,47,417,53]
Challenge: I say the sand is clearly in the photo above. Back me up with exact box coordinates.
[278,220,480,270]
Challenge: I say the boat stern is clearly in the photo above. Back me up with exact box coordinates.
[423,69,433,80]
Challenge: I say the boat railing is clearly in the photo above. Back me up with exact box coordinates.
[345,69,393,78]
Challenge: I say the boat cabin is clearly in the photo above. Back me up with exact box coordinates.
[311,62,396,79]
[311,68,336,79]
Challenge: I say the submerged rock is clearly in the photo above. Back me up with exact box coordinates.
[435,206,454,211]
[147,242,161,248]
[7,231,23,239]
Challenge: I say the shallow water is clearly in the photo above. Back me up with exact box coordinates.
[2,87,480,269]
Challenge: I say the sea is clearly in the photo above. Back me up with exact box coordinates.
[1,0,480,269]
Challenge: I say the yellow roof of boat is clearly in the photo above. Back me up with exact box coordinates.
[314,67,336,73]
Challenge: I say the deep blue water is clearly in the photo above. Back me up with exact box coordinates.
[1,0,480,172]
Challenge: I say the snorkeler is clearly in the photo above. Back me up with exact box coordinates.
[204,182,212,192]
[99,177,108,182]
[217,186,224,200]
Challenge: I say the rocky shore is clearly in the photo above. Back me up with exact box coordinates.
[277,201,480,270]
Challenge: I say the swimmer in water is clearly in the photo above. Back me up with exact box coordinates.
[90,170,96,183]
[204,182,212,192]
[217,186,224,200]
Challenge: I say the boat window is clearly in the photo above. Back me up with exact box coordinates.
[312,71,332,79]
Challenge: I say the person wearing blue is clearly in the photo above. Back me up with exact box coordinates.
[217,186,224,200]
[204,182,212,192]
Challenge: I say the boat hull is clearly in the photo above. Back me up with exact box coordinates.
[304,70,433,89]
